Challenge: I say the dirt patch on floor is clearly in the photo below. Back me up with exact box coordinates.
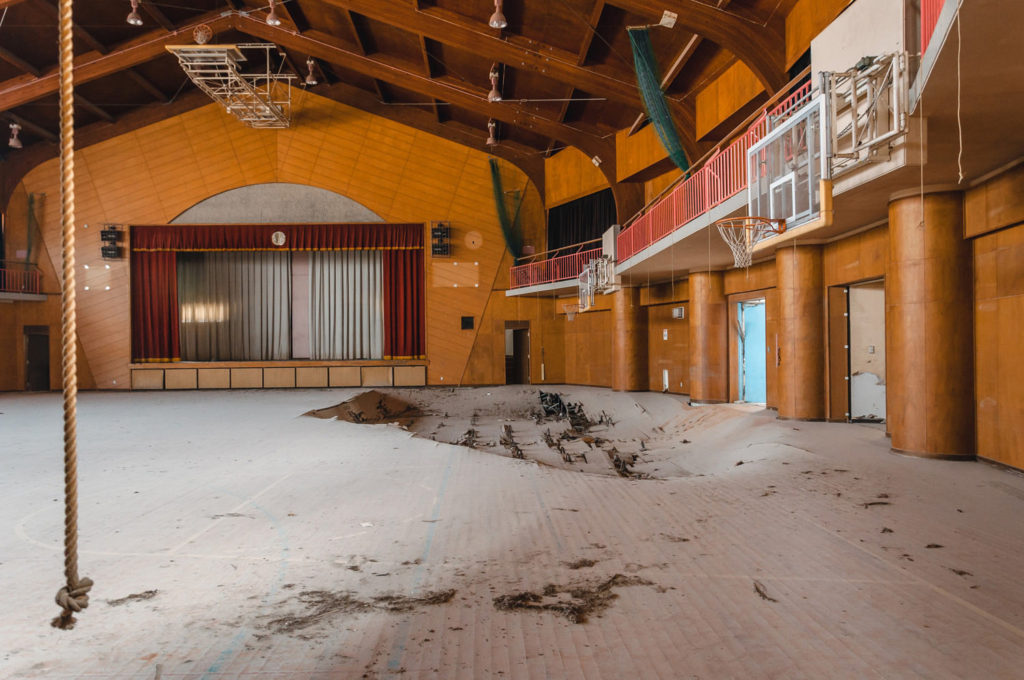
[107,590,158,606]
[263,588,456,635]
[304,390,421,426]
[493,574,652,623]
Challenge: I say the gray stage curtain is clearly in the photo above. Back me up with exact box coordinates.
[309,250,383,359]
[177,252,291,361]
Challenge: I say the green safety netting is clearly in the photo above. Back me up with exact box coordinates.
[489,158,524,259]
[627,27,690,173]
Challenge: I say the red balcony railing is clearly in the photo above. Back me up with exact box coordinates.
[0,265,42,294]
[510,247,601,289]
[921,0,946,54]
[616,80,813,263]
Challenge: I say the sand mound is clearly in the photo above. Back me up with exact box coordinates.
[304,390,420,426]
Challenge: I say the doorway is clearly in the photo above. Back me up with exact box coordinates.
[848,280,885,421]
[505,321,530,385]
[737,299,767,403]
[24,325,50,391]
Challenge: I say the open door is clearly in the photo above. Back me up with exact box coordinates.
[827,286,849,421]
[505,321,530,385]
[24,325,50,391]
[737,299,767,403]
[849,280,885,422]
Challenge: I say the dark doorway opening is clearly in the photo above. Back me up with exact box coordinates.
[24,325,50,391]
[505,321,530,385]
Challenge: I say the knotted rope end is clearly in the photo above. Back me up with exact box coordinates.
[51,577,93,630]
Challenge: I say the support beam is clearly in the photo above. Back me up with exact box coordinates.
[277,0,311,33]
[0,12,233,113]
[141,0,175,32]
[74,95,115,123]
[6,112,57,143]
[34,0,108,54]
[124,68,168,102]
[611,0,785,92]
[236,17,610,157]
[0,45,41,77]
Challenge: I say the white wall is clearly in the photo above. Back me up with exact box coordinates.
[811,0,904,75]
[172,182,381,224]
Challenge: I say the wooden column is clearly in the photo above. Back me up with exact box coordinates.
[688,270,728,402]
[776,245,825,419]
[887,192,974,458]
[611,286,647,391]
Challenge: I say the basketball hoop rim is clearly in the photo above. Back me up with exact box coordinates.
[711,216,787,234]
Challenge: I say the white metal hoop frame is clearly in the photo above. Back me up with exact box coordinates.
[715,216,787,268]
[564,303,581,321]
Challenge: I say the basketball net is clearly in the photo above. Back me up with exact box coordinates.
[715,217,786,268]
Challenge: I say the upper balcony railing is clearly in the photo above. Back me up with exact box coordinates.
[0,261,42,295]
[510,241,602,289]
[921,0,946,54]
[617,78,813,263]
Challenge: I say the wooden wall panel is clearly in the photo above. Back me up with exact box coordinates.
[9,90,543,389]
[964,162,1024,239]
[695,61,765,140]
[974,223,1024,469]
[640,279,689,306]
[564,308,613,387]
[544,147,608,208]
[647,303,689,394]
[644,170,679,206]
[616,123,671,183]
[724,261,777,295]
[785,0,853,68]
[823,225,888,287]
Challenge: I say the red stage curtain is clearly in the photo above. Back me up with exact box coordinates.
[131,251,180,362]
[382,250,425,359]
[131,223,423,252]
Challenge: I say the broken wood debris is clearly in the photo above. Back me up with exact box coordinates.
[493,574,652,623]
[753,580,778,603]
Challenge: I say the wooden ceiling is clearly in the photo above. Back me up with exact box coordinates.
[0,0,796,189]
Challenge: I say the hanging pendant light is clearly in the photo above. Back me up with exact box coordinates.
[489,0,508,29]
[266,0,282,26]
[126,0,143,26]
[486,119,498,146]
[305,57,318,87]
[487,63,502,102]
[8,122,23,149]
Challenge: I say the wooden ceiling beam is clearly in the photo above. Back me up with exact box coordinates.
[278,0,311,34]
[575,0,606,67]
[0,45,41,78]
[0,11,233,114]
[74,94,115,123]
[610,0,785,92]
[124,68,168,102]
[5,112,57,143]
[141,0,175,32]
[33,0,109,54]
[0,0,29,9]
[238,18,608,155]
[319,0,643,108]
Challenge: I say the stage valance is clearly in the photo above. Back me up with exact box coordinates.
[131,223,423,252]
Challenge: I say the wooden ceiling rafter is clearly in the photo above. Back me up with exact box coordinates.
[33,0,109,54]
[74,94,115,123]
[547,0,606,157]
[236,15,619,186]
[338,8,389,103]
[0,11,234,113]
[611,0,785,92]
[141,0,175,32]
[124,68,169,102]
[279,0,311,33]
[0,45,41,78]
[6,111,57,143]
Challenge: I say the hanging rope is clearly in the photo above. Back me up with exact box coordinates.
[627,27,690,174]
[52,0,92,630]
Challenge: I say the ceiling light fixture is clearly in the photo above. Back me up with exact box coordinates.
[266,0,282,26]
[305,57,318,86]
[489,0,508,29]
[126,0,143,26]
[487,63,502,102]
[8,122,22,149]
[486,119,498,146]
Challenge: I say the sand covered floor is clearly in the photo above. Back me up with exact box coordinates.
[2,386,1024,679]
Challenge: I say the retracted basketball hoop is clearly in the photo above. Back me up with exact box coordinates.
[563,303,581,321]
[714,216,787,268]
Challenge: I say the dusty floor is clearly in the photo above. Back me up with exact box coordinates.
[2,386,1024,679]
